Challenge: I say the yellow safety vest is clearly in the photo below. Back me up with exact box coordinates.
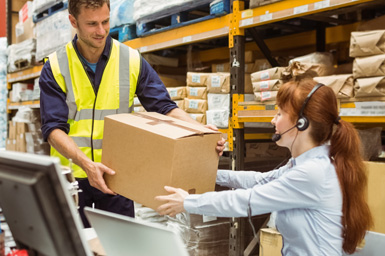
[48,39,141,178]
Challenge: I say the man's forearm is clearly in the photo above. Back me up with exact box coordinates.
[166,108,202,126]
[47,129,92,170]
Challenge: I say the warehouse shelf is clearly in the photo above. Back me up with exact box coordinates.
[232,96,385,124]
[124,15,230,53]
[6,65,43,84]
[7,100,40,110]
[239,0,375,29]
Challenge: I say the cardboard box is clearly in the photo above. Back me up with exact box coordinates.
[16,17,35,43]
[252,79,282,92]
[8,121,16,140]
[102,112,221,210]
[245,74,253,93]
[19,1,33,24]
[251,67,286,82]
[254,91,278,103]
[212,62,230,73]
[187,72,211,87]
[6,139,16,151]
[16,133,26,152]
[167,87,187,100]
[159,75,186,87]
[259,228,283,256]
[184,98,208,113]
[188,113,206,125]
[186,86,208,100]
[16,122,28,135]
[365,161,385,233]
[206,73,230,94]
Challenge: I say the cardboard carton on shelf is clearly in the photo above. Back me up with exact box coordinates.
[102,112,221,210]
[259,228,283,256]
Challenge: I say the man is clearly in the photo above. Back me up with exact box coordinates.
[39,0,225,227]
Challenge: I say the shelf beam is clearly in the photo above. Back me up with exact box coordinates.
[239,0,375,29]
[124,15,230,53]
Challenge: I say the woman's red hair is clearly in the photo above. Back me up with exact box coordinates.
[277,78,373,254]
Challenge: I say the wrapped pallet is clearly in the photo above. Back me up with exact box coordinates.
[7,38,36,73]
[35,9,74,61]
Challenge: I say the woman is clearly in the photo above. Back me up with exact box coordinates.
[156,78,372,255]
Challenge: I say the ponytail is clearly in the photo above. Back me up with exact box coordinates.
[330,120,373,254]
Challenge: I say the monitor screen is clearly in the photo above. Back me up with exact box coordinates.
[0,151,93,256]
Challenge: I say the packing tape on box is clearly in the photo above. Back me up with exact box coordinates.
[132,113,204,135]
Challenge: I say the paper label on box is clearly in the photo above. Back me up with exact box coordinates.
[189,100,199,109]
[189,114,197,120]
[261,91,272,101]
[294,5,309,15]
[340,101,385,116]
[169,89,178,98]
[260,71,270,80]
[212,96,221,105]
[216,64,225,72]
[192,74,201,83]
[15,24,24,37]
[211,76,221,87]
[260,81,270,90]
[212,112,221,121]
[189,88,198,96]
[260,13,273,22]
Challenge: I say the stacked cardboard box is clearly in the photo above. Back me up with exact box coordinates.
[250,67,285,104]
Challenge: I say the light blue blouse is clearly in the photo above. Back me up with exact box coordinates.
[184,145,343,256]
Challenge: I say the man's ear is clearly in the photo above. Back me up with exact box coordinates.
[69,14,77,29]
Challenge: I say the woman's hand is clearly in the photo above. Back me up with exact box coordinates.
[155,186,189,217]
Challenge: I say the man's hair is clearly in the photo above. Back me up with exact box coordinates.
[69,0,110,18]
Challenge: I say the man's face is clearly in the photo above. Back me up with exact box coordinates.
[70,3,110,50]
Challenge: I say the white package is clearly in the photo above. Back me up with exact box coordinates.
[207,93,230,110]
[7,38,36,73]
[206,109,229,128]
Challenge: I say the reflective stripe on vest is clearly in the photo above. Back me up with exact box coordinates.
[49,39,140,178]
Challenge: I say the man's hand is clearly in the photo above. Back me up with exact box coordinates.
[155,186,189,217]
[83,161,117,195]
[205,124,226,156]
[48,129,117,195]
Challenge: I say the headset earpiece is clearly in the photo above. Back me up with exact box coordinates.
[296,116,309,131]
[296,83,324,132]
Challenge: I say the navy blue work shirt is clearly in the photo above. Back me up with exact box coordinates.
[39,35,177,141]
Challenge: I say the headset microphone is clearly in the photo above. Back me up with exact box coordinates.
[272,125,297,142]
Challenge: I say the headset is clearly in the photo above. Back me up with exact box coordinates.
[296,83,324,131]
[272,83,324,142]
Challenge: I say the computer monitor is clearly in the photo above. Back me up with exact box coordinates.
[0,151,93,256]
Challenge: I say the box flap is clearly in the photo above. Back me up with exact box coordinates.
[105,112,219,139]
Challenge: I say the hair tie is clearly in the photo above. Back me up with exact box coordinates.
[334,116,341,125]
